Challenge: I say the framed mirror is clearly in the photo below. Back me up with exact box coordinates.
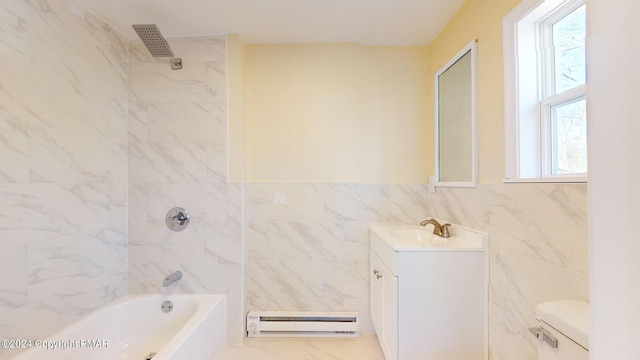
[435,40,478,188]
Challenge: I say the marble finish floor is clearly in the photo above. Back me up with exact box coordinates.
[216,334,385,360]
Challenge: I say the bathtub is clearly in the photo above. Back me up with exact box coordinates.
[12,294,226,360]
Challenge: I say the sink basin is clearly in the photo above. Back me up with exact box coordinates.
[370,224,486,251]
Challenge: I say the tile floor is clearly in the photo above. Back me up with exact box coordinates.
[216,334,385,360]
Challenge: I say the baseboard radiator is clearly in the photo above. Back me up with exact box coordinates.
[246,311,359,337]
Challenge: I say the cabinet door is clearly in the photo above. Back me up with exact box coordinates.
[371,250,398,360]
[381,262,398,360]
[370,250,383,334]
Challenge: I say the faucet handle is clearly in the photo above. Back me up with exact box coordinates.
[166,207,190,231]
[442,223,451,238]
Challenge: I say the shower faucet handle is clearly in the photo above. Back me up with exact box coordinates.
[173,211,189,225]
[166,207,190,231]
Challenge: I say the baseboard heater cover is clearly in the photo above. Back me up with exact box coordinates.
[246,311,360,337]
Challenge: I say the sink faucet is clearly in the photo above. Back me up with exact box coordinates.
[420,218,451,238]
[162,270,182,287]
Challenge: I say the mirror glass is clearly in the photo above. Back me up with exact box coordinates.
[435,40,477,187]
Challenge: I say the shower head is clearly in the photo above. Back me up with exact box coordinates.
[132,24,182,70]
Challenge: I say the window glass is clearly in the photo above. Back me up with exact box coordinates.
[552,4,587,95]
[550,97,587,174]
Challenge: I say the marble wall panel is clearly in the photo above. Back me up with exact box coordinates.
[0,1,129,353]
[342,221,373,262]
[489,245,510,311]
[505,251,589,326]
[388,184,430,223]
[246,183,430,335]
[428,185,486,229]
[427,183,588,360]
[0,244,28,315]
[0,128,29,182]
[488,302,537,360]
[247,183,325,222]
[484,183,588,273]
[28,233,125,315]
[0,0,29,60]
[128,142,208,183]
[322,183,390,221]
[127,35,243,344]
[29,127,127,183]
[266,221,346,260]
[245,181,587,355]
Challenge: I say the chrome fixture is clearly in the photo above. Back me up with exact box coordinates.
[161,300,173,313]
[529,326,558,348]
[419,218,451,238]
[132,24,182,70]
[162,270,182,287]
[166,207,190,231]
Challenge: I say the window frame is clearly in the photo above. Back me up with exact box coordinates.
[503,0,587,183]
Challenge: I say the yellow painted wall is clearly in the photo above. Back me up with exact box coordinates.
[428,0,520,183]
[239,0,520,184]
[244,43,430,183]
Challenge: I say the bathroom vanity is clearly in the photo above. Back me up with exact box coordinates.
[369,224,488,360]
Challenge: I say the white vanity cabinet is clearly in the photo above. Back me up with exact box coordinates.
[369,225,488,360]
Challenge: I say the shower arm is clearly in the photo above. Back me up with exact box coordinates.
[170,57,182,70]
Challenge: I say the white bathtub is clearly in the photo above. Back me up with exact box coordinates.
[12,294,226,360]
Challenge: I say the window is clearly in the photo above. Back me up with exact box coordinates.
[504,0,587,181]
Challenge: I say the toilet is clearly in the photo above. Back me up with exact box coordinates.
[532,300,589,360]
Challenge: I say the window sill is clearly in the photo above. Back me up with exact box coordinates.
[502,176,587,184]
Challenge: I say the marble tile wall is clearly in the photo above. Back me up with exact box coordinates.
[0,0,129,356]
[127,35,245,343]
[429,183,589,360]
[245,182,588,360]
[246,183,430,333]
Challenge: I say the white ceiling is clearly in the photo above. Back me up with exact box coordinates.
[80,0,466,46]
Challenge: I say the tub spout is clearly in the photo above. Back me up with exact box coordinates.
[163,270,182,287]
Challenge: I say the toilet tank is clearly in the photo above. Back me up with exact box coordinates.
[533,300,589,360]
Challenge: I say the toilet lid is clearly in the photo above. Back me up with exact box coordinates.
[536,300,589,349]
